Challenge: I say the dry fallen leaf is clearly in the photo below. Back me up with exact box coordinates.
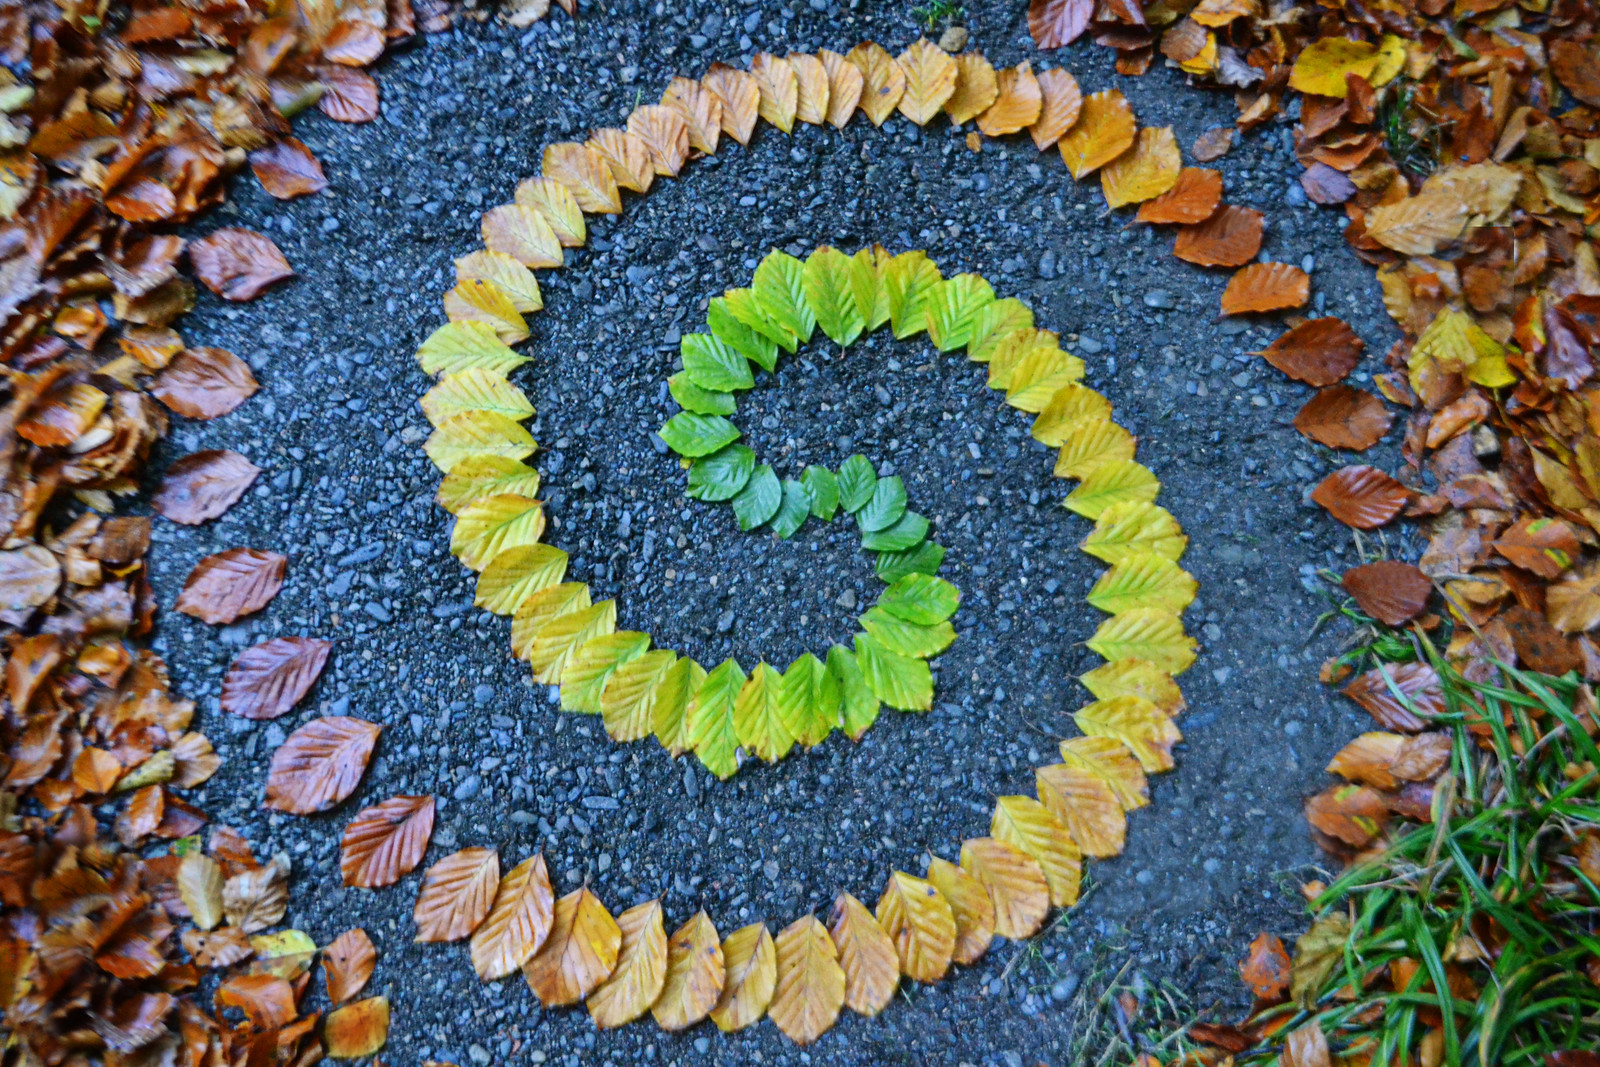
[587,900,668,1028]
[153,449,262,525]
[945,52,998,126]
[1058,90,1135,179]
[324,996,390,1057]
[341,794,436,888]
[175,547,286,625]
[959,836,1050,940]
[413,847,500,943]
[1239,931,1291,1000]
[1258,317,1364,386]
[652,911,725,1031]
[1101,126,1182,209]
[1193,126,1233,161]
[152,347,258,419]
[523,888,621,1007]
[978,61,1043,138]
[188,228,295,301]
[178,850,224,931]
[769,914,846,1046]
[469,854,555,980]
[1029,68,1082,150]
[1342,560,1431,626]
[847,42,906,127]
[1222,262,1311,315]
[875,870,956,984]
[1311,465,1408,530]
[264,715,380,814]
[709,922,777,1032]
[1136,167,1222,225]
[1292,386,1391,451]
[1343,663,1444,732]
[221,637,332,720]
[827,892,898,1017]
[324,928,377,1003]
[223,854,290,932]
[702,63,760,145]
[1029,0,1094,48]
[924,856,996,965]
[249,137,328,199]
[1173,204,1264,267]
[896,39,956,126]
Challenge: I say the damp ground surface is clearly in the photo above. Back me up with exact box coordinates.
[152,3,1405,1064]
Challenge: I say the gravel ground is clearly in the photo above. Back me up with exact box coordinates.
[150,2,1407,1063]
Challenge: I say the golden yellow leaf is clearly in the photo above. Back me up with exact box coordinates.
[527,599,615,684]
[710,922,777,1032]
[1058,90,1136,179]
[1191,0,1255,27]
[481,203,563,270]
[523,888,619,1007]
[626,105,690,176]
[453,251,542,315]
[750,52,799,133]
[587,900,668,1028]
[510,582,590,661]
[1032,382,1114,447]
[1054,418,1137,480]
[875,870,956,983]
[925,856,996,965]
[1074,695,1182,773]
[1409,307,1513,389]
[469,854,555,980]
[946,51,998,125]
[586,127,655,194]
[769,915,845,1046]
[443,280,527,344]
[1288,37,1381,98]
[324,996,389,1057]
[702,63,760,145]
[1100,126,1182,209]
[1036,762,1126,857]
[1078,658,1185,716]
[652,911,725,1031]
[513,176,585,247]
[818,49,864,128]
[992,795,1081,908]
[1031,68,1082,150]
[848,42,906,126]
[661,76,722,155]
[896,38,957,125]
[789,53,831,125]
[1364,193,1470,255]
[827,892,899,1016]
[1548,561,1600,634]
[978,60,1042,137]
[959,836,1050,940]
[541,141,622,214]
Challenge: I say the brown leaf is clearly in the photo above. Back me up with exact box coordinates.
[1239,932,1290,1000]
[413,847,499,942]
[523,888,621,1006]
[319,67,381,123]
[216,973,296,1029]
[1283,1021,1333,1067]
[324,996,389,1057]
[264,715,380,814]
[1343,663,1444,732]
[1136,167,1222,225]
[978,61,1044,138]
[341,794,435,888]
[1293,386,1391,451]
[0,545,61,615]
[183,926,254,968]
[249,138,328,199]
[1493,517,1578,579]
[827,892,899,1017]
[1311,465,1408,529]
[152,346,259,420]
[469,854,555,980]
[324,928,376,1003]
[222,854,290,932]
[1551,41,1600,108]
[1342,560,1430,626]
[153,449,262,524]
[1306,784,1389,848]
[189,228,295,302]
[1029,0,1093,48]
[221,637,332,720]
[1258,318,1364,386]
[651,911,725,1031]
[1173,205,1263,267]
[1300,162,1357,204]
[176,548,286,625]
[1193,126,1233,161]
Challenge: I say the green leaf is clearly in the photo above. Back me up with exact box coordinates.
[1086,554,1197,616]
[826,645,880,740]
[837,454,878,513]
[670,371,737,415]
[734,662,795,763]
[877,573,960,625]
[884,250,942,340]
[659,413,740,458]
[437,457,541,515]
[561,632,651,713]
[687,444,755,502]
[599,649,678,742]
[709,294,779,372]
[856,476,907,533]
[752,250,816,346]
[854,633,933,711]
[652,656,707,756]
[687,659,746,779]
[1080,502,1188,566]
[1063,460,1160,520]
[778,653,838,748]
[859,607,955,659]
[681,333,754,392]
[875,541,946,583]
[802,466,838,520]
[770,479,811,539]
[849,246,891,332]
[417,321,529,377]
[861,511,929,552]
[723,287,794,359]
[732,465,782,530]
[966,298,1035,363]
[802,246,865,347]
[925,273,997,352]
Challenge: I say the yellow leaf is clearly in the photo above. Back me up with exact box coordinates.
[587,127,655,193]
[514,176,585,247]
[324,996,389,1058]
[991,795,1081,908]
[650,656,706,755]
[652,911,725,1031]
[789,53,831,125]
[1101,126,1182,209]
[959,837,1050,940]
[448,492,544,569]
[1005,344,1086,412]
[469,854,555,981]
[818,49,864,128]
[1365,193,1469,255]
[443,280,528,345]
[1370,34,1406,86]
[1053,417,1137,480]
[421,367,534,428]
[750,52,799,133]
[896,38,956,125]
[977,60,1042,137]
[1058,90,1136,179]
[626,105,689,176]
[1032,383,1113,447]
[526,600,615,684]
[1178,31,1218,75]
[475,543,568,615]
[1288,37,1381,98]
[1058,735,1151,810]
[1078,659,1186,716]
[559,632,650,713]
[523,888,620,1007]
[1086,608,1197,675]
[662,76,723,154]
[599,649,678,742]
[1087,553,1198,615]
[924,856,995,965]
[1074,695,1182,772]
[1063,459,1160,520]
[587,900,668,1028]
[1080,501,1188,567]
[945,52,998,125]
[425,410,535,473]
[481,203,563,269]
[510,582,590,661]
[827,892,899,1016]
[1036,762,1126,857]
[769,915,845,1046]
[710,922,777,1032]
[874,870,956,983]
[1409,307,1511,390]
[847,42,906,127]
[454,251,543,314]
[540,141,622,214]
[1191,0,1255,27]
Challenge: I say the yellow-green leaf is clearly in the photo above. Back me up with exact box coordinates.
[1053,418,1137,481]
[417,321,529,379]
[1085,608,1196,674]
[1074,694,1182,772]
[1086,554,1198,615]
[437,456,542,515]
[778,653,838,748]
[1063,459,1160,520]
[450,493,545,570]
[733,662,795,763]
[687,659,746,779]
[475,543,568,615]
[827,645,880,739]
[421,368,535,428]
[527,600,616,685]
[511,582,591,661]
[560,631,650,713]
[1081,502,1188,566]
[651,656,707,755]
[925,273,997,352]
[849,245,891,332]
[883,250,943,340]
[424,410,536,473]
[599,649,678,741]
[1031,383,1113,447]
[967,299,1034,363]
[858,607,955,659]
[854,633,933,711]
[454,250,543,314]
[802,246,865,347]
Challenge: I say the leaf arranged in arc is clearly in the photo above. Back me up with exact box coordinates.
[559,631,651,714]
[1064,459,1161,520]
[453,251,545,316]
[263,715,379,815]
[652,911,726,1031]
[701,63,760,146]
[1054,418,1137,480]
[926,273,998,351]
[858,607,955,659]
[731,465,782,530]
[1080,501,1188,566]
[752,249,817,345]
[925,855,996,965]
[777,652,839,748]
[818,49,865,128]
[968,298,1035,362]
[710,922,778,1032]
[1086,608,1198,675]
[847,41,906,126]
[470,854,556,981]
[896,38,957,125]
[789,52,831,125]
[340,794,436,888]
[176,547,286,625]
[686,658,747,779]
[1058,89,1135,179]
[883,250,942,339]
[876,540,946,584]
[849,245,892,330]
[717,289,787,365]
[801,465,839,519]
[421,367,536,426]
[476,544,569,615]
[515,176,586,248]
[600,648,678,742]
[511,582,591,661]
[854,632,934,711]
[960,836,1053,942]
[681,332,754,392]
[826,644,881,740]
[1086,554,1198,616]
[877,573,960,625]
[836,453,879,513]
[1036,761,1126,857]
[444,278,528,344]
[524,888,622,1007]
[734,662,796,763]
[669,371,737,415]
[860,510,929,553]
[413,847,500,944]
[541,141,623,214]
[857,475,908,532]
[438,457,542,515]
[587,900,668,1029]
[1136,166,1223,225]
[875,870,957,983]
[978,61,1043,137]
[991,795,1082,908]
[770,479,812,539]
[417,321,529,378]
[769,914,846,1045]
[450,493,545,571]
[1078,660,1185,717]
[587,127,656,194]
[650,656,707,755]
[802,246,865,347]
[527,599,617,685]
[827,892,899,1016]
[1030,68,1083,150]
[425,410,537,472]
[687,444,755,502]
[659,412,741,458]
[946,51,999,125]
[1074,695,1182,773]
[1257,316,1364,386]
[750,52,800,134]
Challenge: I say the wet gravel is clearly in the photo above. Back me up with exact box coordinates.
[150,1,1406,1063]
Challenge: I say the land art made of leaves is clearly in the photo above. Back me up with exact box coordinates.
[404,39,1208,1041]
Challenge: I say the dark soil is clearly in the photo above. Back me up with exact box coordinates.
[151,2,1404,1063]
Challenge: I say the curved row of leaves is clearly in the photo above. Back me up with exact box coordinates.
[405,39,1203,1044]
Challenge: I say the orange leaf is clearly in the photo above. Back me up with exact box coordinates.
[1238,932,1291,1000]
[1257,317,1364,386]
[412,847,499,943]
[1136,167,1222,225]
[469,854,555,980]
[1311,465,1408,529]
[847,42,906,127]
[340,794,435,888]
[1029,68,1081,150]
[1292,385,1391,451]
[978,61,1043,138]
[522,887,621,1007]
[1221,262,1311,315]
[323,928,376,1004]
[324,996,389,1057]
[702,63,760,145]
[263,715,379,814]
[1173,204,1263,267]
[1058,90,1135,179]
